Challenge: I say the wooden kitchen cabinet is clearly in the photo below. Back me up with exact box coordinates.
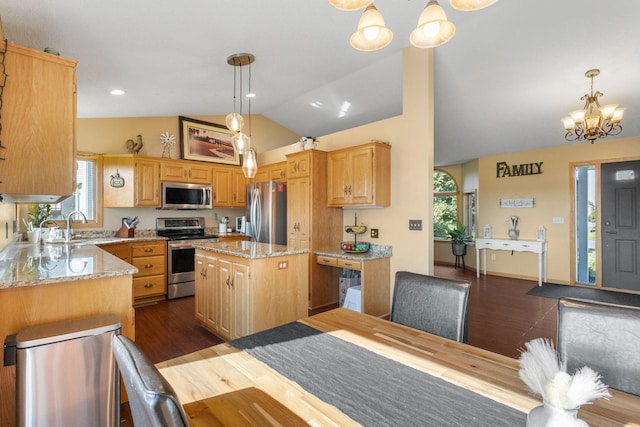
[212,165,246,208]
[102,155,161,207]
[0,42,77,202]
[327,142,391,207]
[98,242,130,261]
[286,150,343,314]
[195,248,308,340]
[251,161,286,183]
[160,159,212,184]
[131,241,167,304]
[316,254,390,317]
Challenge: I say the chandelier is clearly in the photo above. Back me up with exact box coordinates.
[226,53,258,178]
[562,69,625,144]
[329,0,497,51]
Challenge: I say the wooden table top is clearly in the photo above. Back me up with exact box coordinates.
[157,308,640,427]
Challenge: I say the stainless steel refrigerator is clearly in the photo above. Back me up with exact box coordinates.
[246,181,287,245]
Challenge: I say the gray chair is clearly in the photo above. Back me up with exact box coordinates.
[557,297,640,396]
[112,334,190,426]
[390,271,471,342]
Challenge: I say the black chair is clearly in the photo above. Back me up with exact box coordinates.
[390,271,471,343]
[112,334,190,426]
[557,297,640,396]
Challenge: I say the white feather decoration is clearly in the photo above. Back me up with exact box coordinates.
[518,338,610,410]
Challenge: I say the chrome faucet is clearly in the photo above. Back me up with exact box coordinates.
[65,211,88,242]
[39,219,55,246]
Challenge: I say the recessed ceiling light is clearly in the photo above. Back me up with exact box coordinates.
[110,89,126,95]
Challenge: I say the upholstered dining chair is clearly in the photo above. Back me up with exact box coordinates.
[112,334,190,427]
[390,271,471,343]
[557,297,640,396]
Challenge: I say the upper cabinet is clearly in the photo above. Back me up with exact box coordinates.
[250,161,286,183]
[287,151,311,179]
[160,159,212,184]
[103,155,161,207]
[212,166,246,208]
[327,142,391,207]
[0,42,77,203]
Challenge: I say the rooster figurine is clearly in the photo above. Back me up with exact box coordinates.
[126,134,144,154]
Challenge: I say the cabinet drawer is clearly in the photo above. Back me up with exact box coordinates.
[316,255,338,267]
[131,241,166,257]
[337,258,361,270]
[133,275,166,298]
[132,255,165,277]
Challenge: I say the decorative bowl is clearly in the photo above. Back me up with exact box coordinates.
[341,241,370,253]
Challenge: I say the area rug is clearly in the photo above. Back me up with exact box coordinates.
[527,282,640,308]
[229,321,525,427]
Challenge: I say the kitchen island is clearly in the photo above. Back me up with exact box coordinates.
[0,241,137,426]
[194,241,309,340]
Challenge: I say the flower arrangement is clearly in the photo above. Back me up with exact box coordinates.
[518,338,610,411]
[507,215,520,230]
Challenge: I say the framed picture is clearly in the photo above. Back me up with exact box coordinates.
[179,116,239,165]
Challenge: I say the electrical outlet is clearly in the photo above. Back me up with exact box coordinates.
[409,220,422,231]
[371,228,379,238]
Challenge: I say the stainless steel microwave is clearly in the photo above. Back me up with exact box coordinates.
[160,182,212,210]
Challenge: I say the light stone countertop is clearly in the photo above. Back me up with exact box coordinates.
[195,241,309,259]
[0,241,138,289]
[315,244,392,261]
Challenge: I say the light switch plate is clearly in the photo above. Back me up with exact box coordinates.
[409,220,422,231]
[371,228,379,238]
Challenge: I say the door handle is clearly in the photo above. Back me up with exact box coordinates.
[605,230,618,234]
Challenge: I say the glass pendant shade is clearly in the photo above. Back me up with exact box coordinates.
[225,112,244,133]
[328,0,373,11]
[350,5,394,51]
[410,1,456,48]
[232,132,251,155]
[450,0,498,11]
[242,149,258,179]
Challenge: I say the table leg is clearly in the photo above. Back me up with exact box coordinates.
[476,247,480,278]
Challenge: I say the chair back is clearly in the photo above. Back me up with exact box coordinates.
[557,297,640,396]
[391,271,471,342]
[112,334,190,426]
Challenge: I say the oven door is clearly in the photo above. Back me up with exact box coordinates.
[167,240,197,298]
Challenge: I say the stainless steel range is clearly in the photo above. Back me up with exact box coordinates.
[156,217,217,299]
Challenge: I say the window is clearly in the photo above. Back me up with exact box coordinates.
[50,154,103,228]
[463,191,477,239]
[433,170,458,238]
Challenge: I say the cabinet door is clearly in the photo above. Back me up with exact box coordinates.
[160,162,188,182]
[287,177,310,250]
[212,167,232,207]
[230,262,250,339]
[327,151,350,206]
[98,242,130,261]
[216,258,233,340]
[194,254,206,321]
[203,257,218,332]
[269,163,287,181]
[232,169,247,208]
[287,151,310,179]
[135,159,160,206]
[188,165,213,184]
[349,146,374,205]
[0,43,77,199]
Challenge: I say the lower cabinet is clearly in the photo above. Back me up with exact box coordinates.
[98,240,167,305]
[195,250,308,340]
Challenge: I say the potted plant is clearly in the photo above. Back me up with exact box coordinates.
[447,221,472,256]
[24,204,52,242]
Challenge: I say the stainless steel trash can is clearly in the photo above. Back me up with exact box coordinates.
[15,314,121,427]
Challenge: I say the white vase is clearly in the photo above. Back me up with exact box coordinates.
[26,230,40,244]
[527,404,588,427]
[508,228,520,240]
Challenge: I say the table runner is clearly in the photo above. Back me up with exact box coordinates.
[229,321,526,426]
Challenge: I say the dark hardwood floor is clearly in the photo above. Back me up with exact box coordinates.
[121,266,558,424]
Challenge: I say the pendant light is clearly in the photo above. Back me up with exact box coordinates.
[242,148,258,179]
[226,53,254,155]
[350,4,393,51]
[450,0,498,11]
[410,1,456,49]
[328,0,373,11]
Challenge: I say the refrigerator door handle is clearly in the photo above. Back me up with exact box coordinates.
[251,188,262,241]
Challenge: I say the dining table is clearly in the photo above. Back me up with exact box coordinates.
[157,308,640,426]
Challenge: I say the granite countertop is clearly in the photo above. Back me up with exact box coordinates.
[315,244,393,261]
[0,242,138,289]
[195,241,309,259]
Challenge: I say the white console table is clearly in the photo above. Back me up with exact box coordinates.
[475,238,547,286]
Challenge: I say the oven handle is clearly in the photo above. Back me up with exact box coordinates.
[167,241,198,249]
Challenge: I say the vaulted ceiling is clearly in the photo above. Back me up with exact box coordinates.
[1,0,638,166]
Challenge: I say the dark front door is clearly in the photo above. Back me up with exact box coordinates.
[601,160,640,291]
